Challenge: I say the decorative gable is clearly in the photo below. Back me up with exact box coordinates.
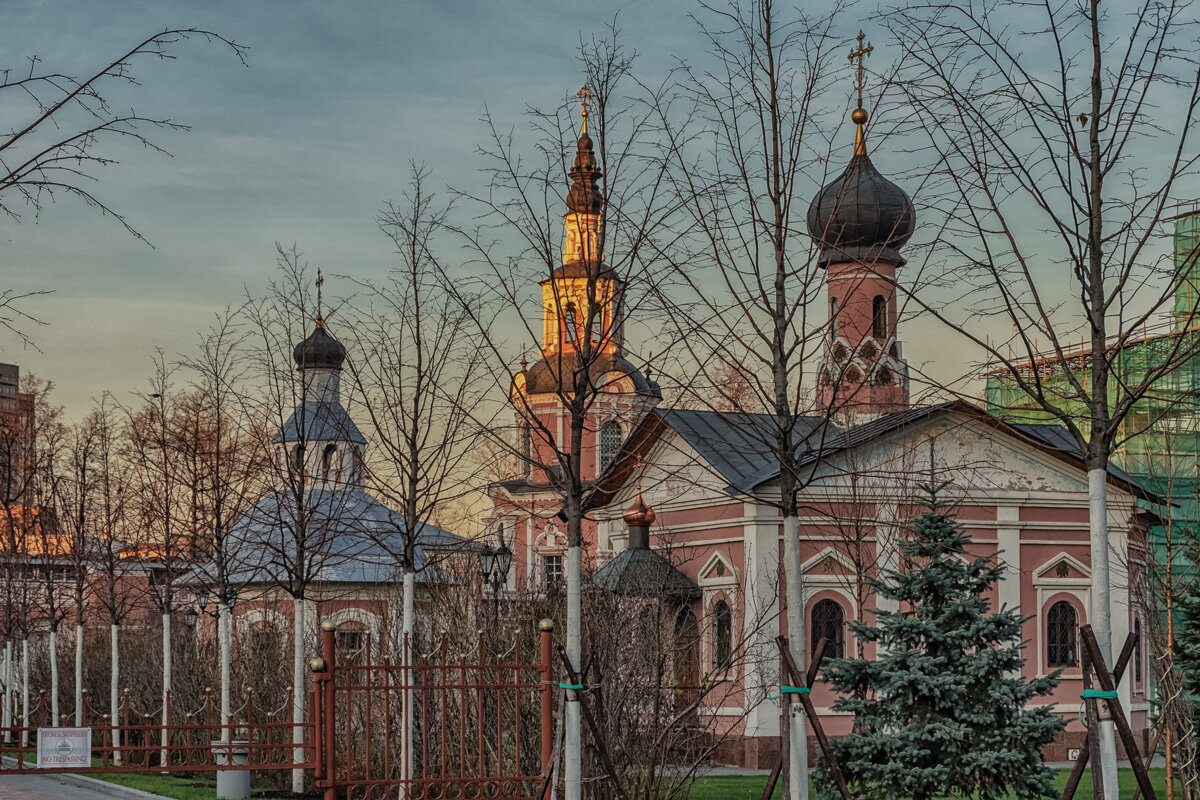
[1033,552,1091,585]
[698,551,737,587]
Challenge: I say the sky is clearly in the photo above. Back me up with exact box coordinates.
[1,1,700,414]
[2,1,1189,419]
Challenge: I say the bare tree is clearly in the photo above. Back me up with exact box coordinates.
[342,163,493,785]
[177,312,263,749]
[885,0,1200,790]
[648,2,862,794]
[123,353,192,758]
[241,250,367,793]
[445,26,676,799]
[0,28,246,240]
[84,396,140,763]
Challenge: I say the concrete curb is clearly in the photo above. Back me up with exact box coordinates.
[46,772,174,800]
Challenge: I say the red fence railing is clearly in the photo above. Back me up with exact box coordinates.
[0,684,313,773]
[312,621,555,800]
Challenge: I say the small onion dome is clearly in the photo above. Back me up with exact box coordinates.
[566,132,603,215]
[623,492,656,527]
[806,145,915,268]
[293,323,346,371]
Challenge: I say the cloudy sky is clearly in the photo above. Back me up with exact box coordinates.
[2,1,1188,418]
[2,1,704,414]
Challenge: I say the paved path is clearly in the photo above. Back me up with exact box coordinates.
[0,773,168,799]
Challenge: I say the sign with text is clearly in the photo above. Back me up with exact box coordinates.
[36,727,91,768]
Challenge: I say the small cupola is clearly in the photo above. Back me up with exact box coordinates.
[294,324,346,372]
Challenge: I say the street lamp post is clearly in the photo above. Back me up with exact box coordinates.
[478,544,512,625]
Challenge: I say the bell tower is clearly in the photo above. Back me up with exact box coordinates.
[808,34,915,418]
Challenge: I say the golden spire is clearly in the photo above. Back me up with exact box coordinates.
[576,85,593,135]
[315,269,325,328]
[848,30,873,156]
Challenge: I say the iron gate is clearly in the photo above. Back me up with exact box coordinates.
[312,620,555,800]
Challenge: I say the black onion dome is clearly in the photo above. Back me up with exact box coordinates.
[566,132,603,215]
[806,152,915,268]
[293,323,346,371]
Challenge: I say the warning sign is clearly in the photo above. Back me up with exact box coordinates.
[36,727,91,768]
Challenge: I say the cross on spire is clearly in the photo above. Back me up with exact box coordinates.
[315,269,325,327]
[576,85,593,134]
[849,30,873,110]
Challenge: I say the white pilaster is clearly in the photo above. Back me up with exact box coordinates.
[742,502,781,737]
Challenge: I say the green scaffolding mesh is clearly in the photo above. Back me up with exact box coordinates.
[984,210,1200,613]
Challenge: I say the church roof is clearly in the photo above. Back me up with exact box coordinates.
[806,151,915,268]
[591,545,700,599]
[273,400,366,445]
[223,487,467,585]
[586,402,1158,509]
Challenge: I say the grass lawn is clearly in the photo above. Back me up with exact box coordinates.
[90,771,286,800]
[689,767,1180,799]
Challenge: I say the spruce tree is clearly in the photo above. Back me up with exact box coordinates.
[817,488,1064,800]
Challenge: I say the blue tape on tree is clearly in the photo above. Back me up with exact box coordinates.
[1081,689,1118,699]
[781,685,810,694]
[559,683,585,691]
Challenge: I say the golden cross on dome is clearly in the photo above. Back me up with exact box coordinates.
[849,30,873,110]
[315,269,325,327]
[576,85,593,134]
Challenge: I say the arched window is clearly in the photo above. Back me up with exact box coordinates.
[335,625,367,666]
[564,302,579,344]
[1047,601,1078,667]
[830,298,839,339]
[810,598,845,660]
[712,600,732,670]
[599,421,622,472]
[293,444,305,473]
[321,444,337,479]
[872,295,887,339]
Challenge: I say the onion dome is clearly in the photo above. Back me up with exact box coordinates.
[806,109,915,268]
[293,323,346,371]
[623,491,656,528]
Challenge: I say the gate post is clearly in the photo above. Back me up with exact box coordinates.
[539,619,554,775]
[321,621,336,800]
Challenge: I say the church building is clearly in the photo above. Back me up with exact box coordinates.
[492,93,1153,765]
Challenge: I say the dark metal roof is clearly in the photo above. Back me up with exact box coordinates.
[273,400,366,445]
[225,487,467,585]
[294,324,346,371]
[590,546,700,599]
[566,132,603,215]
[806,152,915,268]
[652,403,1153,498]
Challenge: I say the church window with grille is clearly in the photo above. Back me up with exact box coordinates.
[872,295,887,339]
[543,554,563,586]
[1134,617,1143,683]
[321,445,337,479]
[810,598,845,659]
[1047,601,1078,667]
[712,600,732,669]
[599,421,622,472]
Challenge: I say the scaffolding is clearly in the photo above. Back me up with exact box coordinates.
[984,209,1200,618]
